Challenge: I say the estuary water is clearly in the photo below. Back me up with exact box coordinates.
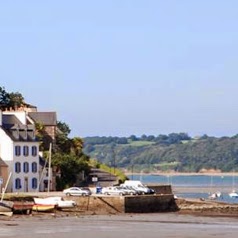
[127,174,238,204]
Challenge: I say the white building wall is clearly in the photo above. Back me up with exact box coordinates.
[0,128,13,162]
[0,128,14,191]
[12,141,40,193]
[0,111,44,193]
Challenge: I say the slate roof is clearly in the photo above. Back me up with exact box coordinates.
[28,112,57,126]
[2,114,36,142]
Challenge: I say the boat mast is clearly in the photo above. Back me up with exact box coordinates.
[47,143,52,194]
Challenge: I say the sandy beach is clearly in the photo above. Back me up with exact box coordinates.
[1,185,238,238]
[1,212,238,238]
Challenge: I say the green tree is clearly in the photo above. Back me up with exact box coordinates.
[52,153,90,190]
[8,92,24,108]
[0,87,25,110]
[0,87,10,108]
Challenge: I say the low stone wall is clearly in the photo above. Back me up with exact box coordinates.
[73,196,125,214]
[71,194,177,214]
[125,194,177,213]
[149,185,173,194]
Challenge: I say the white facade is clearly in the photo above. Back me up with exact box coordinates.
[0,111,41,193]
[0,128,13,162]
[10,141,39,192]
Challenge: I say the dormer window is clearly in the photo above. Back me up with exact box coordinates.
[19,129,27,140]
[32,130,35,140]
[24,129,27,140]
[13,129,19,139]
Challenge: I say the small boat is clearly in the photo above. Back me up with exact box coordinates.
[0,200,14,212]
[32,204,56,212]
[229,190,238,198]
[13,201,34,214]
[34,196,76,209]
[208,191,222,200]
[0,173,13,216]
[208,193,218,200]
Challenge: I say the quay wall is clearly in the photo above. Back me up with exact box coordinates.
[72,195,177,214]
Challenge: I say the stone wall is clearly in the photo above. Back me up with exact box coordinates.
[125,194,177,213]
[73,196,125,214]
[70,194,177,214]
[149,185,173,194]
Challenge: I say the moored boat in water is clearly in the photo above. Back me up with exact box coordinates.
[229,190,238,198]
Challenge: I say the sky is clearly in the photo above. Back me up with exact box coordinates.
[1,1,238,138]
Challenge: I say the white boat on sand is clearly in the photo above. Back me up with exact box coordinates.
[0,201,14,216]
[34,196,76,209]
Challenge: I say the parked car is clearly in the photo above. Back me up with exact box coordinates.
[101,186,126,196]
[119,185,138,195]
[122,180,155,195]
[63,187,92,196]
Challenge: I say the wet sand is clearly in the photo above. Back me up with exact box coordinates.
[1,213,238,238]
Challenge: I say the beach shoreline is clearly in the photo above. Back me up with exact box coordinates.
[2,210,238,238]
[125,171,238,176]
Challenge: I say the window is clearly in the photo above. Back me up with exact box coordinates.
[23,162,29,173]
[15,178,21,189]
[15,162,21,173]
[32,178,37,189]
[32,162,37,173]
[23,146,29,156]
[32,146,37,156]
[15,146,21,156]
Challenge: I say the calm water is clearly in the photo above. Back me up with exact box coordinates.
[127,174,238,204]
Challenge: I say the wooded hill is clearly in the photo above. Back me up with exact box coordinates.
[83,133,238,173]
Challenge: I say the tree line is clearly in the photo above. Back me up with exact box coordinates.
[83,134,238,173]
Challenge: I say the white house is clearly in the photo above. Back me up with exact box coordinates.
[0,110,41,192]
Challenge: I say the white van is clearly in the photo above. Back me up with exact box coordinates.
[122,180,152,194]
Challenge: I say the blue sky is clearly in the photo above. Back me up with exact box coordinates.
[1,1,238,138]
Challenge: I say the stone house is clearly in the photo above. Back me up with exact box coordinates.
[28,111,57,151]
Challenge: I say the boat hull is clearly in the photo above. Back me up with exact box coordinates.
[0,201,14,213]
[32,204,56,212]
[13,201,34,214]
[34,197,76,209]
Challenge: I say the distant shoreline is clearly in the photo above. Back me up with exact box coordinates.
[125,172,238,176]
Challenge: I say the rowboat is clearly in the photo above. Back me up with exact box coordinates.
[0,200,14,212]
[13,201,34,214]
[32,204,56,212]
[34,197,76,209]
[0,201,14,216]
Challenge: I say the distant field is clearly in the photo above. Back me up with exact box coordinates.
[127,140,155,147]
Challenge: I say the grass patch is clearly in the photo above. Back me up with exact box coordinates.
[127,140,155,147]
